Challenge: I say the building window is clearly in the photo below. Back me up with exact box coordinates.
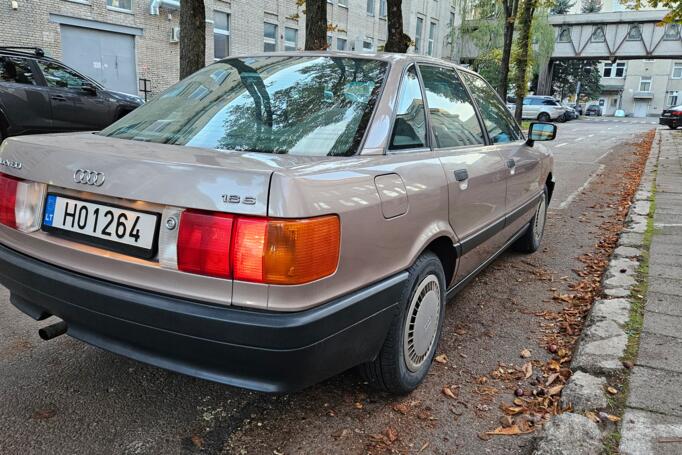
[449,11,455,28]
[602,62,626,78]
[213,11,230,60]
[337,37,347,50]
[664,23,680,41]
[363,38,374,51]
[427,22,437,56]
[666,91,679,107]
[558,26,571,43]
[415,17,424,53]
[264,22,277,52]
[284,27,298,51]
[326,34,333,49]
[107,0,132,11]
[672,62,682,79]
[338,0,347,7]
[627,24,642,41]
[366,0,374,16]
[591,26,605,43]
[639,76,652,92]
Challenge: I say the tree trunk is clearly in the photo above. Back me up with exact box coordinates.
[384,0,411,53]
[305,0,327,50]
[179,0,206,80]
[498,0,519,99]
[513,0,536,123]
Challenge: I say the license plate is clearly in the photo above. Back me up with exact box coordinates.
[663,113,671,116]
[42,194,160,259]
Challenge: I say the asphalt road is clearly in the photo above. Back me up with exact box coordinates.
[0,118,657,455]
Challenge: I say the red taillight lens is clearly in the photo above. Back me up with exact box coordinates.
[177,210,234,279]
[673,111,682,116]
[0,173,19,228]
[232,217,267,282]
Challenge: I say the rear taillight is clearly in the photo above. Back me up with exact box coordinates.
[673,111,682,116]
[0,173,46,232]
[172,210,340,285]
[177,210,234,279]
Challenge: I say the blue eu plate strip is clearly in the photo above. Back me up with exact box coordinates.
[43,195,57,226]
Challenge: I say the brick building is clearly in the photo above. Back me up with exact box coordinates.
[0,0,459,97]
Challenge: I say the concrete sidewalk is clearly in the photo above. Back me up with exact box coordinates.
[620,129,682,455]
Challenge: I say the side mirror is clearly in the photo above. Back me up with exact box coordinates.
[527,122,557,145]
[82,82,98,95]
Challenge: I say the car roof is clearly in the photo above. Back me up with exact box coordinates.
[215,50,470,70]
[0,47,58,63]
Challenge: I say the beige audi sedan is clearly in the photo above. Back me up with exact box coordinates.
[0,52,555,393]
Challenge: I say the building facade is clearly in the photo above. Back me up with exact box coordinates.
[566,0,680,117]
[0,0,458,97]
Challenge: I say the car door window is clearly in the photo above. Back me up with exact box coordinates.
[419,65,484,148]
[36,61,88,89]
[460,72,522,144]
[523,97,532,105]
[0,56,38,85]
[390,66,427,150]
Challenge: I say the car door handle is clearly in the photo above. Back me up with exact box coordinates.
[454,169,469,182]
[506,159,516,169]
[51,95,67,102]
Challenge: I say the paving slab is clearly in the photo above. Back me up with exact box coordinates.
[628,366,682,417]
[650,234,682,246]
[653,214,682,225]
[646,292,682,317]
[559,372,607,412]
[649,277,682,297]
[619,232,645,247]
[649,264,682,280]
[589,298,630,326]
[650,243,682,257]
[642,312,682,340]
[637,332,682,374]
[572,334,628,374]
[620,409,682,455]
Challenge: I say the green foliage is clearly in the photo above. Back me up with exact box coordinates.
[550,0,575,14]
[628,0,682,23]
[581,0,603,13]
[552,59,602,99]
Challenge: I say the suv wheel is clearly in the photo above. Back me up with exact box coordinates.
[360,252,446,394]
[513,186,548,253]
[538,112,551,122]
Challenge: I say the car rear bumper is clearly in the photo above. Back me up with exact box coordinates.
[659,117,679,128]
[0,243,407,392]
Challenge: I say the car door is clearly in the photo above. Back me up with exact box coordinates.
[460,71,543,235]
[418,64,508,281]
[522,97,538,120]
[0,55,53,134]
[34,60,114,131]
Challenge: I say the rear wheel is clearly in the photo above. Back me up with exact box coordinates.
[538,112,551,122]
[668,124,677,130]
[360,252,446,394]
[513,186,548,253]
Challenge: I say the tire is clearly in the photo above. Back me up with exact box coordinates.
[359,252,446,394]
[538,112,551,122]
[668,125,677,130]
[513,186,549,254]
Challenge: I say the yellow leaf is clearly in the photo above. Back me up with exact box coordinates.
[435,354,448,364]
[522,362,533,379]
[485,425,534,436]
[607,386,618,395]
[442,386,457,399]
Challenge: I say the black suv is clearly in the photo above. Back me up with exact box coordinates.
[0,47,143,142]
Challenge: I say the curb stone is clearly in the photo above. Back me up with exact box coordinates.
[532,128,661,454]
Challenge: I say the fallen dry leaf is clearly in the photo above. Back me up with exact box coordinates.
[485,425,534,436]
[32,408,57,420]
[418,442,430,452]
[520,348,532,359]
[607,386,618,395]
[434,354,448,364]
[606,414,621,422]
[442,386,458,399]
[499,415,514,428]
[191,435,204,449]
[522,361,533,379]
[548,385,564,396]
[393,402,409,415]
[354,402,364,409]
[386,427,398,443]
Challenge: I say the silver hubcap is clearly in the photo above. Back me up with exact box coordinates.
[534,194,547,243]
[403,274,441,372]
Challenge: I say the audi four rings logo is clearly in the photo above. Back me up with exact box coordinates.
[73,169,106,186]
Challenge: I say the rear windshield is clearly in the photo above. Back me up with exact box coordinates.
[100,56,388,156]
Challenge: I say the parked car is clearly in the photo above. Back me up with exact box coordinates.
[660,105,682,129]
[0,47,143,143]
[507,95,566,122]
[561,104,578,121]
[0,52,556,393]
[573,104,583,116]
[585,105,602,116]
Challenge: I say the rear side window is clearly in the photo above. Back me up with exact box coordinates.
[460,72,522,144]
[542,99,558,106]
[0,56,37,85]
[419,65,484,148]
[390,66,427,150]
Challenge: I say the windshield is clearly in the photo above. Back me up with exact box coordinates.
[100,56,388,156]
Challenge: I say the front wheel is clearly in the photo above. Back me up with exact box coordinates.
[668,124,678,130]
[359,252,446,394]
[538,112,551,122]
[513,187,548,253]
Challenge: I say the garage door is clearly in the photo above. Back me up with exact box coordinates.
[61,25,137,95]
[633,101,649,118]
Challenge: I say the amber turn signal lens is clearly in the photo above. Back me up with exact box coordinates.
[232,215,340,285]
[263,216,340,285]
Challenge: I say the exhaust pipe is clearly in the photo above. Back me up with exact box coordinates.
[39,320,67,341]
